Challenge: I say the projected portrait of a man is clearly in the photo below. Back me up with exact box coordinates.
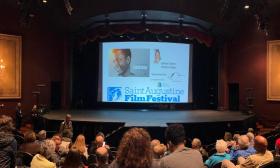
[112,49,134,77]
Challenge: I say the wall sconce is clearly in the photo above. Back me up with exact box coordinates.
[0,58,5,71]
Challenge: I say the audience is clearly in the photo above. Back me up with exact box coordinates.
[230,135,256,161]
[191,138,208,160]
[159,124,204,168]
[30,140,56,168]
[0,115,17,168]
[72,134,89,159]
[205,139,230,168]
[222,135,273,168]
[19,131,40,155]
[62,147,84,168]
[0,112,277,168]
[109,127,158,168]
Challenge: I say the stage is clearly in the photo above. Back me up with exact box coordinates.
[43,109,254,127]
[42,109,255,145]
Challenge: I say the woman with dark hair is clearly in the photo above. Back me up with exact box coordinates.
[20,131,40,155]
[62,147,84,168]
[109,127,158,168]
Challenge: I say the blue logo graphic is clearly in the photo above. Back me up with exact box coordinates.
[107,87,122,101]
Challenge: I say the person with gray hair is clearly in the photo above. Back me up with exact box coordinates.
[30,139,56,168]
[246,132,254,146]
[222,136,273,168]
[59,114,73,136]
[191,138,208,161]
[205,139,230,168]
[230,135,256,161]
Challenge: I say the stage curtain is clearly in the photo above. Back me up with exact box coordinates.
[80,24,213,47]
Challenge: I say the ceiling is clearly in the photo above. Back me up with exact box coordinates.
[2,0,280,37]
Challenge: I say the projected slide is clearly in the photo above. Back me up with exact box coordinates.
[100,42,191,103]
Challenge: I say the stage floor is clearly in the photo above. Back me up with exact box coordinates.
[43,109,254,127]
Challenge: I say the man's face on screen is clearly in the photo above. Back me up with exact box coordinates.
[113,54,130,74]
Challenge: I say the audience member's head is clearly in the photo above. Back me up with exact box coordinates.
[0,115,14,133]
[95,132,105,147]
[237,135,250,149]
[254,135,268,154]
[62,147,83,168]
[224,132,233,141]
[52,133,62,146]
[152,144,167,159]
[96,147,109,165]
[116,127,152,168]
[151,139,160,149]
[215,139,228,153]
[248,128,254,134]
[37,130,47,141]
[233,133,241,142]
[165,124,185,147]
[192,138,202,150]
[40,139,56,159]
[24,131,36,143]
[246,132,255,145]
[72,134,86,155]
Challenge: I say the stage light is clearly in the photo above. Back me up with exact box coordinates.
[165,35,169,39]
[185,37,189,40]
[119,35,124,38]
[145,28,149,32]
[42,0,47,3]
[244,4,250,9]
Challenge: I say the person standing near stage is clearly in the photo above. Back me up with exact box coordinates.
[31,105,40,131]
[59,114,73,138]
[15,102,23,130]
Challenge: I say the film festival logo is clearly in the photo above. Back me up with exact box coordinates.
[107,87,122,101]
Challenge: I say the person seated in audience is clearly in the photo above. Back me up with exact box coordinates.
[275,138,280,157]
[246,132,255,147]
[230,135,256,161]
[222,135,273,168]
[59,114,73,136]
[151,139,160,150]
[61,147,84,168]
[109,127,159,168]
[152,143,167,167]
[19,130,41,155]
[205,139,230,168]
[224,132,234,147]
[0,115,17,168]
[93,147,110,168]
[36,130,47,145]
[52,133,68,156]
[247,128,254,134]
[72,134,89,159]
[191,138,208,160]
[30,139,56,168]
[89,132,107,154]
[60,129,72,152]
[232,134,241,147]
[159,124,204,168]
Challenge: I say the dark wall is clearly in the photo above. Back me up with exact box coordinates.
[225,12,280,126]
[72,37,218,109]
[0,2,66,119]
